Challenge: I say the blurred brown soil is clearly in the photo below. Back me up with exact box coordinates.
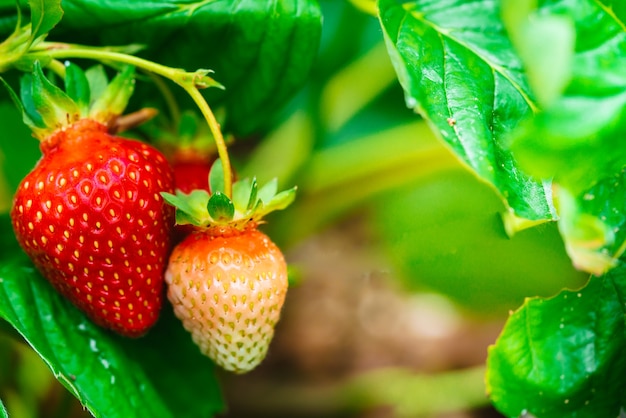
[219,217,506,418]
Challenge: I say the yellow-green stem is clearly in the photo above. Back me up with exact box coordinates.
[35,46,233,196]
[184,86,233,197]
[45,59,66,78]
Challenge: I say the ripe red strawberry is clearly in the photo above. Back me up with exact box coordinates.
[162,161,295,372]
[173,160,212,194]
[9,62,174,337]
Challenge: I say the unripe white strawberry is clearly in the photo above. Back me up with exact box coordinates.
[165,227,288,373]
[162,163,295,373]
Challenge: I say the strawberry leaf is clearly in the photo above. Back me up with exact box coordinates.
[377,0,556,226]
[29,0,63,42]
[506,0,626,195]
[51,0,322,136]
[0,253,224,418]
[502,0,574,108]
[207,192,235,223]
[501,0,626,274]
[0,398,6,418]
[487,267,626,417]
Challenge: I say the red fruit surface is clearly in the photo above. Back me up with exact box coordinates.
[165,227,288,373]
[172,160,212,194]
[11,119,175,337]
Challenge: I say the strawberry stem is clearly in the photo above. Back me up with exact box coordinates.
[184,86,233,197]
[31,44,234,197]
[46,59,67,78]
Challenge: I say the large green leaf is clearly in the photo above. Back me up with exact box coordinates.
[509,0,626,194]
[503,0,626,274]
[50,0,322,136]
[0,251,223,418]
[486,266,626,417]
[377,0,554,223]
[29,0,63,41]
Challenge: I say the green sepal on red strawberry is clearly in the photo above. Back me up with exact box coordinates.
[162,159,296,230]
[17,61,135,139]
[162,162,296,373]
[9,61,175,337]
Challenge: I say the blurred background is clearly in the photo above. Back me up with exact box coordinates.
[0,1,587,417]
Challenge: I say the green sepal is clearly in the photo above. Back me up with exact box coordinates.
[207,192,235,223]
[162,159,297,229]
[258,178,278,204]
[260,187,297,214]
[19,73,44,128]
[89,65,135,125]
[16,61,139,140]
[189,69,225,90]
[232,178,255,211]
[209,159,225,194]
[64,61,90,115]
[161,190,210,226]
[247,179,259,211]
[26,61,80,138]
[84,65,109,104]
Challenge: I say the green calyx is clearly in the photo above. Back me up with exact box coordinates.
[161,160,297,229]
[17,61,136,140]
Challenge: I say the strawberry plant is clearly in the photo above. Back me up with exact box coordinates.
[1,0,626,417]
